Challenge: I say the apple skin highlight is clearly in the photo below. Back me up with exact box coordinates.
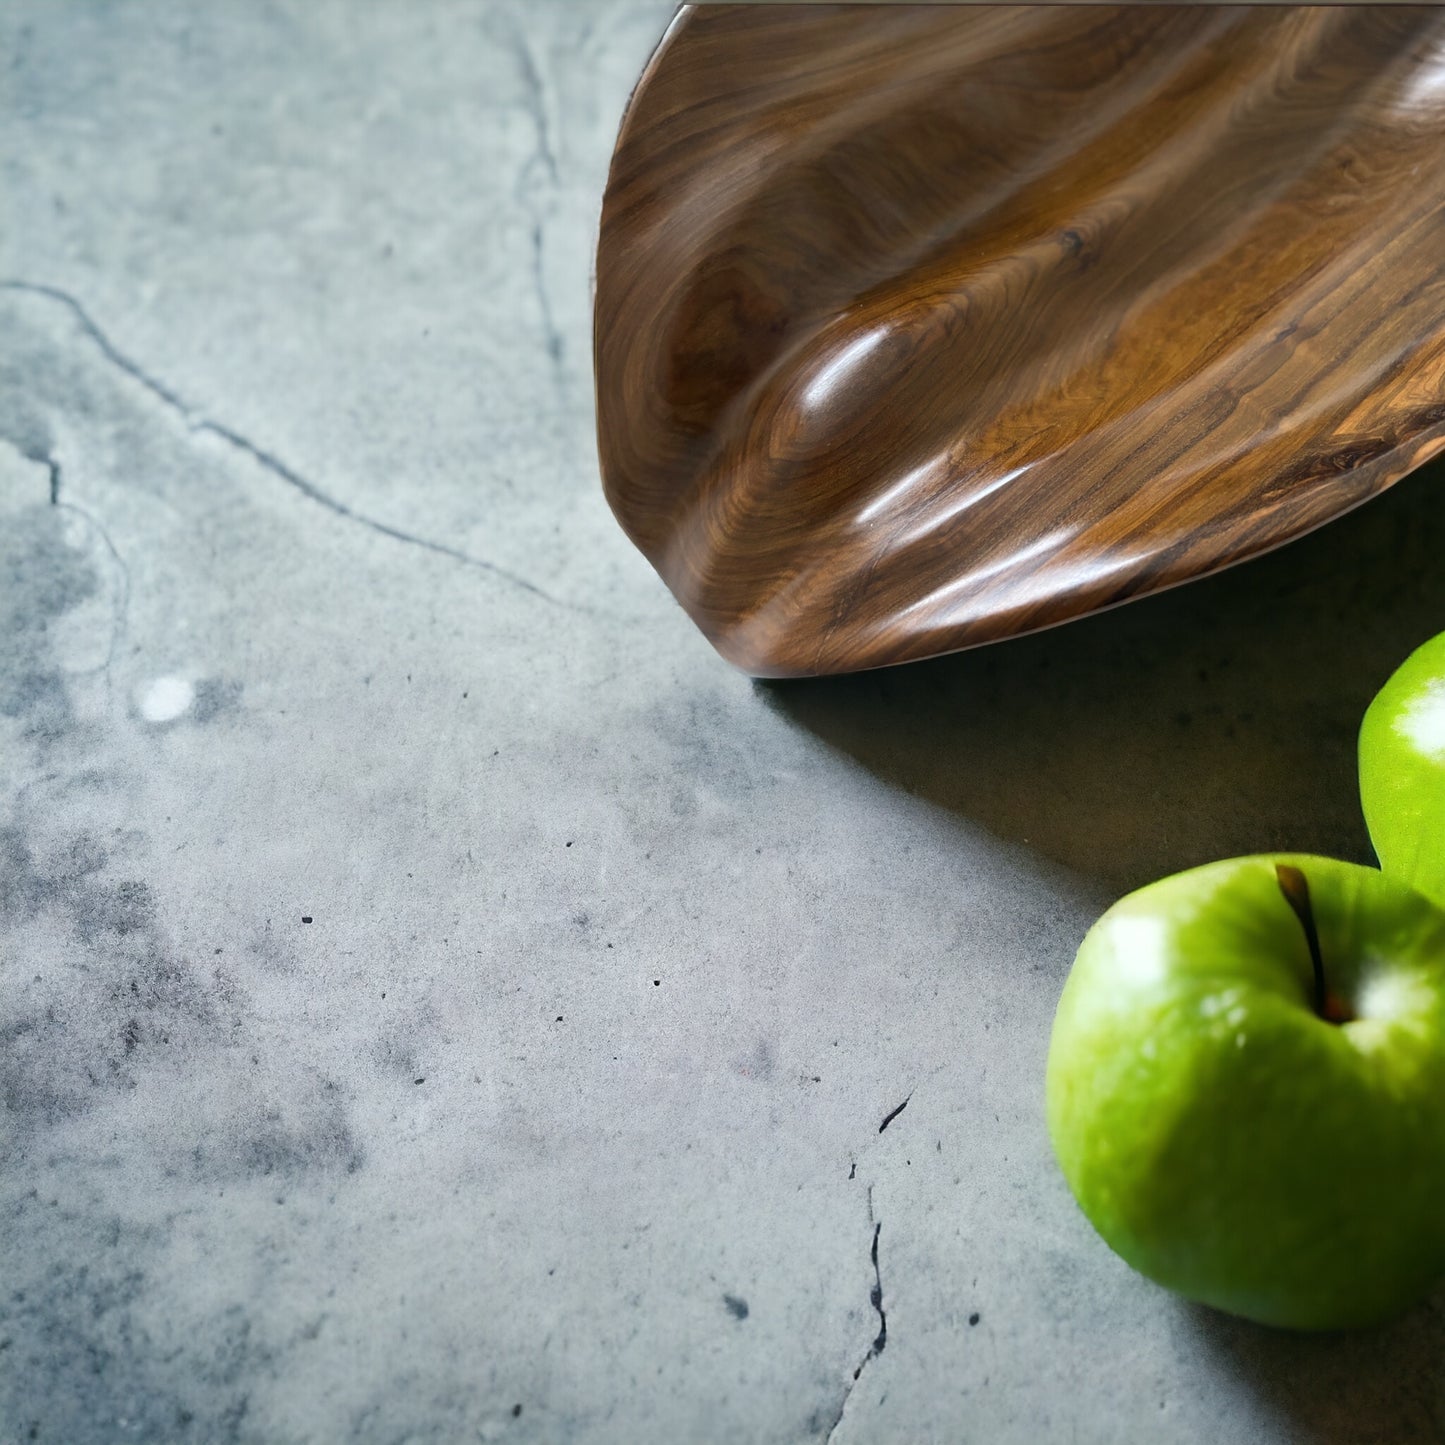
[1046,855,1445,1330]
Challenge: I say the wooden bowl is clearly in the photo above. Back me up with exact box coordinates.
[594,5,1445,677]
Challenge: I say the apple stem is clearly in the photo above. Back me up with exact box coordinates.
[1275,864,1330,1019]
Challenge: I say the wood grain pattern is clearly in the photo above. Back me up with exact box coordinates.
[594,5,1445,677]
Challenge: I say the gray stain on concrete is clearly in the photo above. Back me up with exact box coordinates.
[0,505,97,743]
[0,1198,282,1445]
[1,407,368,1444]
[2,821,224,1131]
[191,676,244,723]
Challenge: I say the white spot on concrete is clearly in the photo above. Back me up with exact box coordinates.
[137,675,194,723]
[1399,681,1445,758]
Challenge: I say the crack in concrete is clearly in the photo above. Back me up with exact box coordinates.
[4,429,63,506]
[878,1093,912,1134]
[2,431,60,509]
[0,278,583,612]
[822,1087,920,1443]
[56,496,132,680]
[865,1222,888,1366]
[497,17,566,384]
[822,1221,889,1445]
[0,431,132,682]
[3,280,192,415]
[511,29,559,188]
[530,221,564,368]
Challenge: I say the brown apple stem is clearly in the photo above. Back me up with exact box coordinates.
[1275,863,1329,1019]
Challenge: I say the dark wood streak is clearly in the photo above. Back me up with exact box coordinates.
[594,5,1445,677]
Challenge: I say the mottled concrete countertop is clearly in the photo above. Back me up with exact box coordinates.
[3,4,1445,1442]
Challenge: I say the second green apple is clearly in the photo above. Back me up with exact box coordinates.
[1361,630,1445,908]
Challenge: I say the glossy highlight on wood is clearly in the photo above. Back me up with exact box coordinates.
[594,5,1445,678]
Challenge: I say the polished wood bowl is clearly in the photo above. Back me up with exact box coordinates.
[594,5,1445,677]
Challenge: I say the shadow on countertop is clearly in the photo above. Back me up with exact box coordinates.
[1183,1295,1445,1443]
[760,454,1445,895]
[765,455,1445,1440]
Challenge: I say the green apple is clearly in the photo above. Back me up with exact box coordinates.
[1046,854,1445,1330]
[1360,631,1445,908]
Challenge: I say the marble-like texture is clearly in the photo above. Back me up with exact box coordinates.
[2,3,1444,1441]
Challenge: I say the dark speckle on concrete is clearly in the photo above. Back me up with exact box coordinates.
[878,1094,911,1134]
[723,1294,749,1321]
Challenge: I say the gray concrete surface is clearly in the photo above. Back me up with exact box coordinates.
[4,3,1445,1441]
